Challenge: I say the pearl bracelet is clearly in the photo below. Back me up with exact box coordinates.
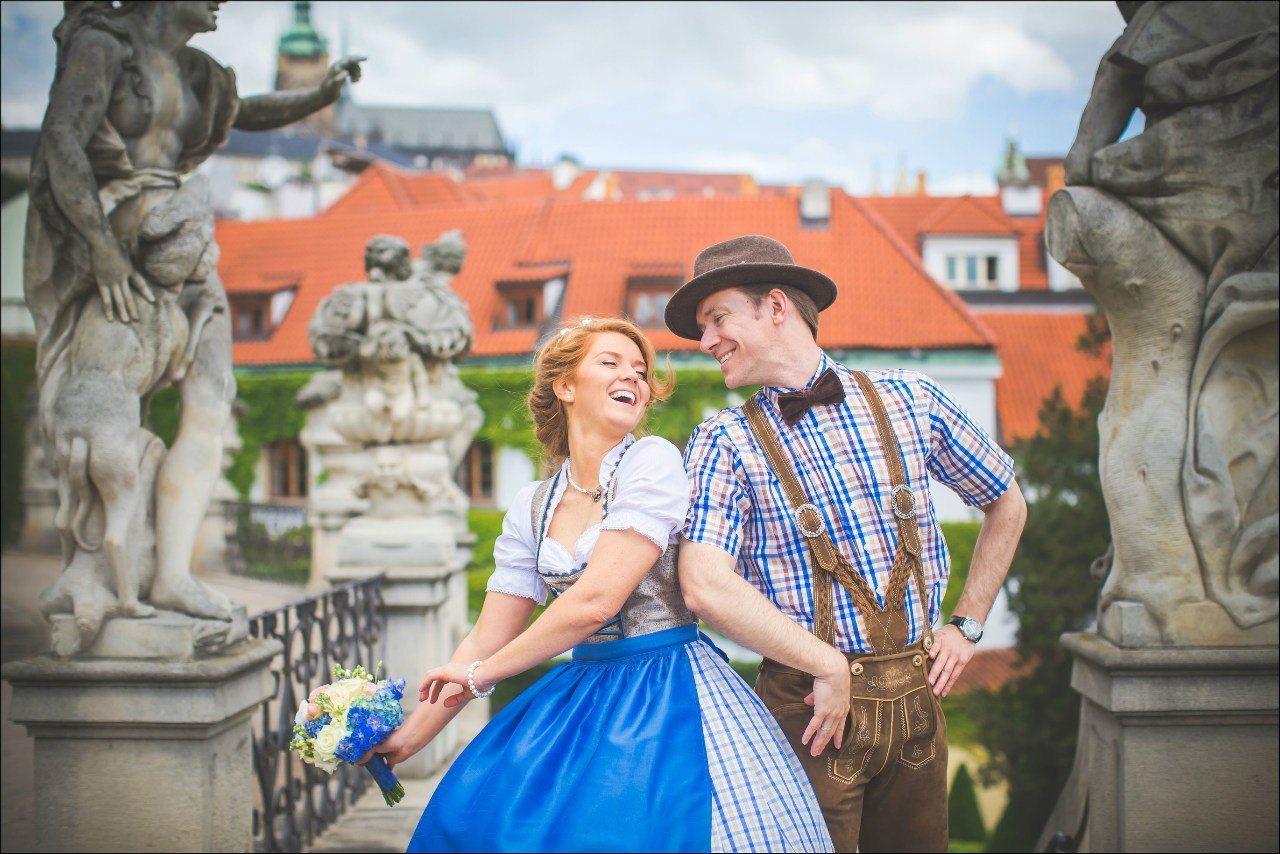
[466,659,496,700]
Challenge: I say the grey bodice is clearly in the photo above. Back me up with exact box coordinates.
[530,475,695,643]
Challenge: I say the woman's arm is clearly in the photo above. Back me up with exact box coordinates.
[361,591,535,768]
[422,528,661,705]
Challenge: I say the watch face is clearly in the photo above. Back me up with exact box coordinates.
[961,618,981,640]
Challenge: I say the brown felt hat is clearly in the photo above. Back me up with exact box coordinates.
[663,234,837,340]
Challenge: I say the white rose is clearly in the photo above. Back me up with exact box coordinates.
[313,720,347,759]
[338,678,366,695]
[324,684,352,709]
[294,700,309,726]
[313,754,340,774]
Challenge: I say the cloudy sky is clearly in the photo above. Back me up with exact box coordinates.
[1,1,1125,194]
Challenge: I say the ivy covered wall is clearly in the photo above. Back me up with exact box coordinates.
[0,344,738,524]
[150,363,740,499]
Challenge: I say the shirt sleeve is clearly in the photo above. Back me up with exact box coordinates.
[600,436,691,551]
[918,374,1016,507]
[485,481,549,604]
[681,420,752,559]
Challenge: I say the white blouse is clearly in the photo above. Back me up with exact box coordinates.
[485,435,691,605]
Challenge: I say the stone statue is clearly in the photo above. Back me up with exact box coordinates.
[298,231,482,569]
[24,1,364,656]
[1048,0,1277,645]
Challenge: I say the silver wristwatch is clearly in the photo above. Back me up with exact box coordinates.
[948,615,983,643]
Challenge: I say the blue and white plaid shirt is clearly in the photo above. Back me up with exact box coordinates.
[682,352,1015,653]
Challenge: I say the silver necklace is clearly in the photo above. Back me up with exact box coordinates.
[565,461,604,503]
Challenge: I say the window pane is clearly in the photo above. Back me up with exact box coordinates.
[505,301,517,327]
[986,256,999,284]
[965,256,978,284]
[634,293,653,324]
[945,256,957,282]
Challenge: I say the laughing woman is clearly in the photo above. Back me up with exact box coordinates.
[367,318,837,853]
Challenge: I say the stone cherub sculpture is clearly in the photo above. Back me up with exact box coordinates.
[299,231,482,525]
[25,0,365,656]
[1047,0,1277,645]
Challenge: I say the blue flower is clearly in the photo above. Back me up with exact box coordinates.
[304,713,331,738]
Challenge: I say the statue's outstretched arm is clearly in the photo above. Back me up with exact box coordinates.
[1064,48,1143,186]
[234,55,365,131]
[41,28,154,323]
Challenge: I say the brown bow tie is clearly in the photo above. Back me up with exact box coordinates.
[776,368,846,427]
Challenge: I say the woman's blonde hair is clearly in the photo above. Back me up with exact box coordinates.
[528,317,674,467]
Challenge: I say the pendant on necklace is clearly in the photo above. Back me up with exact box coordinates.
[591,487,603,503]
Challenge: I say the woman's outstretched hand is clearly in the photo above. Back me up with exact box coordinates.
[420,663,485,708]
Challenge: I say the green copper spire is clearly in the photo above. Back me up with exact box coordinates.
[278,1,328,58]
[996,137,1030,186]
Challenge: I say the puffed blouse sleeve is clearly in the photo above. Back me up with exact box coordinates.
[600,436,692,552]
[485,481,549,605]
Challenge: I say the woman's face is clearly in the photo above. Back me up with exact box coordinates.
[558,331,653,438]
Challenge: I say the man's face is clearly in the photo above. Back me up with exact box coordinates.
[695,288,773,389]
[171,1,222,34]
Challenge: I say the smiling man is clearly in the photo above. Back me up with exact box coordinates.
[667,234,1027,852]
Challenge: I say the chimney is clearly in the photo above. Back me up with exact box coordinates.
[800,179,831,229]
[915,171,927,196]
[1045,163,1066,197]
[551,154,581,191]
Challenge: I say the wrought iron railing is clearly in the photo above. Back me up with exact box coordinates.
[221,500,311,585]
[247,575,387,853]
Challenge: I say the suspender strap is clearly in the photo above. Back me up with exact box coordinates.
[744,397,880,644]
[741,371,934,652]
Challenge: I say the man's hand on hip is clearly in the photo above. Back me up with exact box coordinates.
[800,658,850,757]
[927,624,975,697]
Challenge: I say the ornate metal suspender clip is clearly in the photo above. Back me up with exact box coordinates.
[794,502,825,538]
[891,484,916,520]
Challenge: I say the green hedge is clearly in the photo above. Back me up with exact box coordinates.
[1,342,37,545]
[949,763,987,842]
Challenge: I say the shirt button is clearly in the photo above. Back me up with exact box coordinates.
[850,662,864,676]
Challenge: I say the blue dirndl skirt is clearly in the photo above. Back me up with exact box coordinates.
[407,624,831,853]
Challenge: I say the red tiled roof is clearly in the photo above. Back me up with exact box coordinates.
[950,647,1035,695]
[984,311,1110,443]
[217,187,994,365]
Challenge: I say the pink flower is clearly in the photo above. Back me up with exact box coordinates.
[363,682,379,696]
[307,702,321,718]
[309,686,325,702]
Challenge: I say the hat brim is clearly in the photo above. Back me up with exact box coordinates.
[663,262,837,341]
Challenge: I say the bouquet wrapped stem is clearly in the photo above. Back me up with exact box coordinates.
[364,754,406,806]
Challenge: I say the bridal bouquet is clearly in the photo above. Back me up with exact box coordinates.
[290,663,407,806]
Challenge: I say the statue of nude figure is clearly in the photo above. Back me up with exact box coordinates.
[26,0,364,638]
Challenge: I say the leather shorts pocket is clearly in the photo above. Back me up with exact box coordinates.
[829,697,882,784]
[897,685,939,769]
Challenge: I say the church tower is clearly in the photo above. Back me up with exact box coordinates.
[275,1,335,135]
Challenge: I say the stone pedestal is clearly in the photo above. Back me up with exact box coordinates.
[2,636,281,853]
[1040,632,1278,852]
[329,552,472,780]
